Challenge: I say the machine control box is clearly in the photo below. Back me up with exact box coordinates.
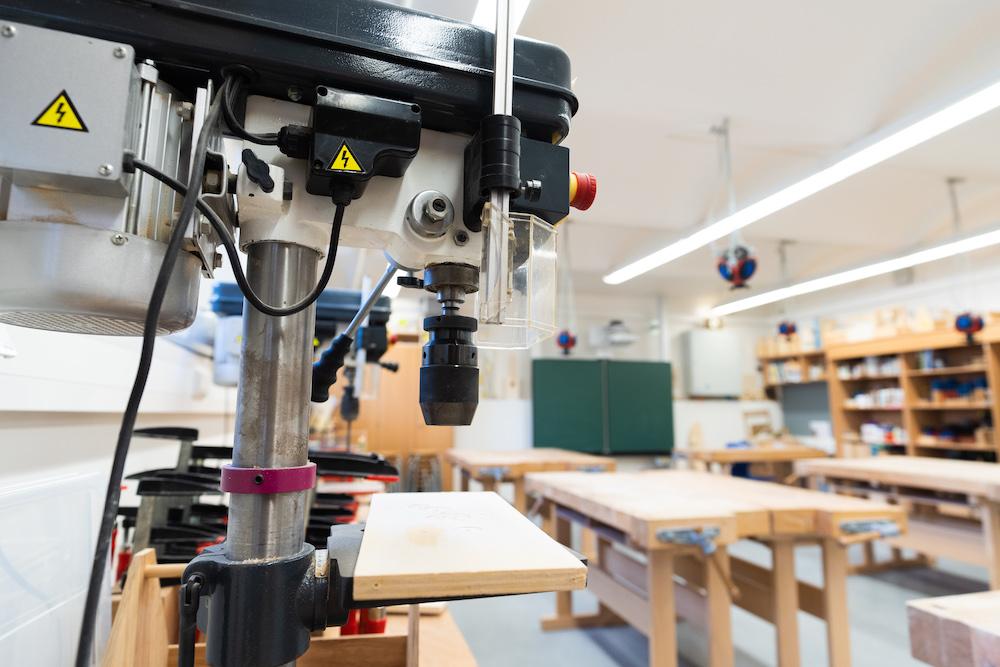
[305,86,421,201]
[0,20,138,196]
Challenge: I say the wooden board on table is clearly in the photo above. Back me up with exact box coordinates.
[657,471,905,537]
[908,591,1000,667]
[525,470,903,543]
[679,445,828,464]
[352,492,587,601]
[445,447,615,478]
[795,456,1000,501]
[525,471,749,546]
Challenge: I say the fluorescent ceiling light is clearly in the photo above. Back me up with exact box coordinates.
[604,79,1000,285]
[706,226,1000,317]
[472,0,531,33]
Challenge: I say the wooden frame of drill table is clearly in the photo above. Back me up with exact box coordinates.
[525,470,906,667]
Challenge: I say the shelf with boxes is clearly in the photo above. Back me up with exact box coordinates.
[759,349,826,391]
[825,328,1000,461]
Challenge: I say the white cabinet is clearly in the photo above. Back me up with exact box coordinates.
[681,329,744,397]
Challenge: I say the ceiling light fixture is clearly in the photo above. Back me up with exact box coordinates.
[604,79,1000,285]
[706,226,1000,317]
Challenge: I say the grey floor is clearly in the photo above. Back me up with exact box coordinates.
[449,540,989,667]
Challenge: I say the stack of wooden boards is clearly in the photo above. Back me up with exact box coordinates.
[526,470,906,667]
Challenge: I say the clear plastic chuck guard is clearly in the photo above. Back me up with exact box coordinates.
[477,203,558,349]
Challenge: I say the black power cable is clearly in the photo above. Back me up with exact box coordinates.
[74,82,226,667]
[129,158,346,317]
[77,71,346,665]
[222,74,279,146]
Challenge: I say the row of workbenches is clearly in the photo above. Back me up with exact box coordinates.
[448,447,1000,667]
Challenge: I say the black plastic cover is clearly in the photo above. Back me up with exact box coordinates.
[463,134,570,229]
[306,86,421,201]
[1,0,577,140]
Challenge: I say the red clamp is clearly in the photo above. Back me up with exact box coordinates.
[220,463,317,494]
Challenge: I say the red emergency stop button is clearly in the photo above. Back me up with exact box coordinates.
[570,171,597,210]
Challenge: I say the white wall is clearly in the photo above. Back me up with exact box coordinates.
[451,288,780,452]
[0,323,234,664]
[762,247,1000,330]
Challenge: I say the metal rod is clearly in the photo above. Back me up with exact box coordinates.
[490,0,515,217]
[226,241,318,563]
[343,260,397,338]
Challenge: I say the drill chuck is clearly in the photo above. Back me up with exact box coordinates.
[419,314,479,426]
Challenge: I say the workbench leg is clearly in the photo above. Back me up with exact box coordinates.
[441,458,453,492]
[981,499,1000,590]
[581,528,597,563]
[705,549,734,667]
[862,541,875,570]
[821,539,851,667]
[555,510,573,619]
[771,540,801,667]
[647,549,678,667]
[460,470,470,492]
[513,479,528,514]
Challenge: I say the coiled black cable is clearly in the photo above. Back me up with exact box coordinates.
[130,158,346,317]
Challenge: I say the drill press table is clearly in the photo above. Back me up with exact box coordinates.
[351,491,587,600]
[525,470,905,667]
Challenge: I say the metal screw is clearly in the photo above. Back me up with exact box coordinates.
[1,25,15,38]
[175,102,194,121]
[287,86,304,102]
[111,233,127,246]
[454,230,469,246]
[98,164,114,177]
[113,46,127,58]
[424,198,448,223]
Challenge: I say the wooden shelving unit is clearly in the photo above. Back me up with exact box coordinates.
[760,349,826,393]
[823,328,1000,460]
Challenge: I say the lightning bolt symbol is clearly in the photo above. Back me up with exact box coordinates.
[341,150,349,168]
[55,102,66,124]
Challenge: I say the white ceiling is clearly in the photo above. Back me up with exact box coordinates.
[386,1,1000,314]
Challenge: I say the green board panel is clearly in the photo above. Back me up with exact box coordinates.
[606,361,673,454]
[532,359,604,453]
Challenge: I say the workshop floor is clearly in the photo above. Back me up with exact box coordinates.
[449,541,989,667]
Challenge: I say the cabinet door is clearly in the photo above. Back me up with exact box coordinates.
[532,359,605,453]
[607,361,673,454]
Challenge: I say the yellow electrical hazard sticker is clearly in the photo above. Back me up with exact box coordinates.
[32,90,88,132]
[329,142,364,173]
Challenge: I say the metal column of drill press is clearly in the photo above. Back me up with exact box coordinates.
[419,263,480,426]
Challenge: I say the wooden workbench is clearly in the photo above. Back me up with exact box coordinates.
[445,448,615,513]
[908,591,1000,667]
[795,457,1000,588]
[675,443,828,479]
[525,470,905,667]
